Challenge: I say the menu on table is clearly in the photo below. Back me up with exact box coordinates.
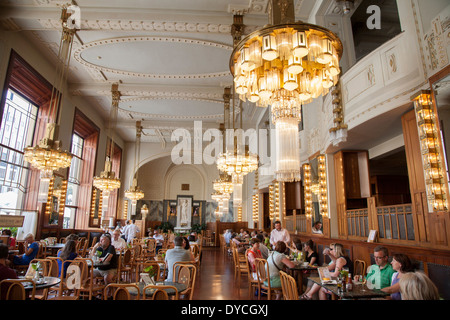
[318,267,337,284]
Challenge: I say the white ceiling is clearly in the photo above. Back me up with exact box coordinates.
[0,0,409,153]
[1,0,316,144]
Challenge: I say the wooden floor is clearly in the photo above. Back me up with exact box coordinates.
[192,246,256,300]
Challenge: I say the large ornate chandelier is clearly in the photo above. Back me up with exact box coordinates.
[93,83,121,194]
[229,0,343,181]
[24,7,74,176]
[125,121,145,205]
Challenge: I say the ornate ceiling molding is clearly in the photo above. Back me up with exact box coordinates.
[73,36,232,79]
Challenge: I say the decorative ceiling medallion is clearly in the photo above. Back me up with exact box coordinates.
[74,36,232,79]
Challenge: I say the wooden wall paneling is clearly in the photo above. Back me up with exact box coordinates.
[402,109,430,244]
[334,151,347,237]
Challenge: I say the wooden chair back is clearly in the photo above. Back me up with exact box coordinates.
[59,237,66,244]
[17,241,25,254]
[354,259,367,277]
[142,284,178,300]
[37,241,45,258]
[46,256,64,277]
[104,283,139,300]
[279,271,298,300]
[91,236,98,247]
[30,258,53,276]
[0,279,35,300]
[173,262,197,300]
[57,259,85,298]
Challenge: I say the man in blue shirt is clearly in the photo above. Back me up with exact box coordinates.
[13,233,39,265]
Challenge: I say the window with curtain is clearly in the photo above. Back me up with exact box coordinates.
[64,133,84,228]
[0,89,38,214]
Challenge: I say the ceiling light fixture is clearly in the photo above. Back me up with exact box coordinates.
[229,0,343,182]
[24,7,75,177]
[125,121,145,205]
[93,83,121,195]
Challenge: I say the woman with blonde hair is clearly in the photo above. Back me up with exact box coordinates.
[399,271,440,300]
[300,243,352,300]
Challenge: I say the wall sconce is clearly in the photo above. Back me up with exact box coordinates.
[252,194,259,222]
[329,81,348,146]
[44,177,54,217]
[303,164,313,218]
[269,184,275,221]
[237,205,243,222]
[318,155,329,217]
[122,200,128,219]
[274,182,280,221]
[412,90,448,212]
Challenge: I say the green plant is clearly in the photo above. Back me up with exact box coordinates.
[191,223,206,234]
[157,221,174,233]
[144,265,157,278]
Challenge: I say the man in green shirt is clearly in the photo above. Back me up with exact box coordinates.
[357,246,395,289]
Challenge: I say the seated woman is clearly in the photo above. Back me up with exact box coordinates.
[300,243,352,300]
[231,233,245,254]
[1,229,16,250]
[247,238,263,280]
[57,240,78,277]
[266,241,296,299]
[304,239,318,266]
[381,253,414,300]
[12,233,39,266]
[287,239,302,256]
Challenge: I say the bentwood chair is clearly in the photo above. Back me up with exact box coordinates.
[104,283,140,300]
[0,279,35,300]
[47,259,85,300]
[246,254,260,299]
[117,249,133,283]
[76,257,104,300]
[354,259,367,278]
[142,284,179,300]
[29,258,53,300]
[279,271,299,300]
[232,247,249,288]
[173,262,197,300]
[256,258,281,300]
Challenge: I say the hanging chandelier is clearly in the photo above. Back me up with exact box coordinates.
[125,121,145,205]
[213,172,234,194]
[216,90,258,184]
[93,83,121,194]
[229,0,343,182]
[24,7,74,175]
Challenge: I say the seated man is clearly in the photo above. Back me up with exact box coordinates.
[13,233,39,266]
[355,246,395,289]
[111,229,127,251]
[165,236,194,282]
[152,229,165,253]
[90,234,117,286]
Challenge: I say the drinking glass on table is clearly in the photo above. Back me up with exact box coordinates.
[360,277,367,292]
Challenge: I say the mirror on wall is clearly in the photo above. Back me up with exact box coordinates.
[47,175,66,226]
[309,156,321,228]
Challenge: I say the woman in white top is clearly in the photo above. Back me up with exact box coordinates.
[266,241,296,299]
